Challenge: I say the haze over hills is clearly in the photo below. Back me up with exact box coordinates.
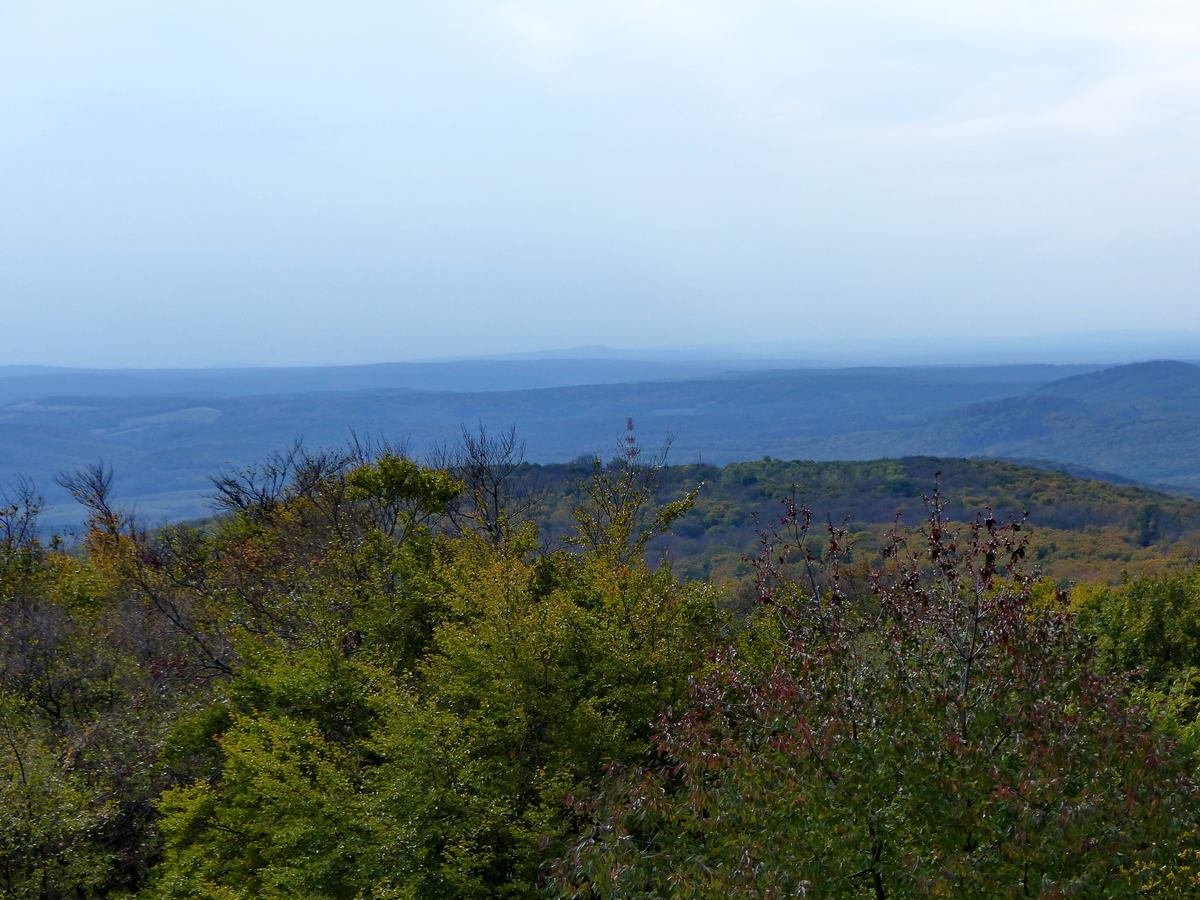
[859,361,1200,488]
[0,358,769,402]
[11,328,1200,372]
[491,331,1200,367]
[13,327,1191,402]
[2,356,1197,528]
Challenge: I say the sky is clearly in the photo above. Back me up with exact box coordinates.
[3,0,1200,367]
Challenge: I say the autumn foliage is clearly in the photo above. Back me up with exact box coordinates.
[555,493,1200,897]
[3,443,1200,898]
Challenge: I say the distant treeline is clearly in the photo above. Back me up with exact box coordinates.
[9,359,1200,531]
[455,453,1200,582]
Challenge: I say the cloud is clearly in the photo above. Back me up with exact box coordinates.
[4,0,1200,365]
[484,0,1200,147]
[494,7,577,67]
[888,58,1200,142]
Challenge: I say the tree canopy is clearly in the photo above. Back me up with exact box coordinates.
[2,441,1200,897]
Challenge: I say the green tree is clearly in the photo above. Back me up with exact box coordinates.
[556,500,1199,897]
[0,694,115,899]
[145,446,719,898]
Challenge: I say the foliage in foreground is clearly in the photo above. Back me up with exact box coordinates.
[2,439,1200,898]
[555,500,1200,897]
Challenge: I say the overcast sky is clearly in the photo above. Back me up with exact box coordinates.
[3,1,1199,366]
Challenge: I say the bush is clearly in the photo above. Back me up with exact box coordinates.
[555,498,1200,897]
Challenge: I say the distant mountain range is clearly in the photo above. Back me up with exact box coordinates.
[0,358,762,401]
[1,358,1197,527]
[868,361,1200,488]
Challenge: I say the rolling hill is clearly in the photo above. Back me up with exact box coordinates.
[872,361,1200,488]
[3,359,1199,527]
[0,363,1099,525]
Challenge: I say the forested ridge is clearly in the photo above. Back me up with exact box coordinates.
[4,435,1200,897]
[482,454,1200,584]
[8,360,1200,530]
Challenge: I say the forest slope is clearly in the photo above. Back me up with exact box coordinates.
[868,361,1200,488]
[528,455,1200,582]
[0,363,1109,524]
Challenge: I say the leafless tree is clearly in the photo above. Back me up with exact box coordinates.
[0,477,42,556]
[441,424,543,545]
[210,440,356,519]
[57,462,233,679]
[57,462,128,539]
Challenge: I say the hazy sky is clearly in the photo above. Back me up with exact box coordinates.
[4,1,1200,366]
